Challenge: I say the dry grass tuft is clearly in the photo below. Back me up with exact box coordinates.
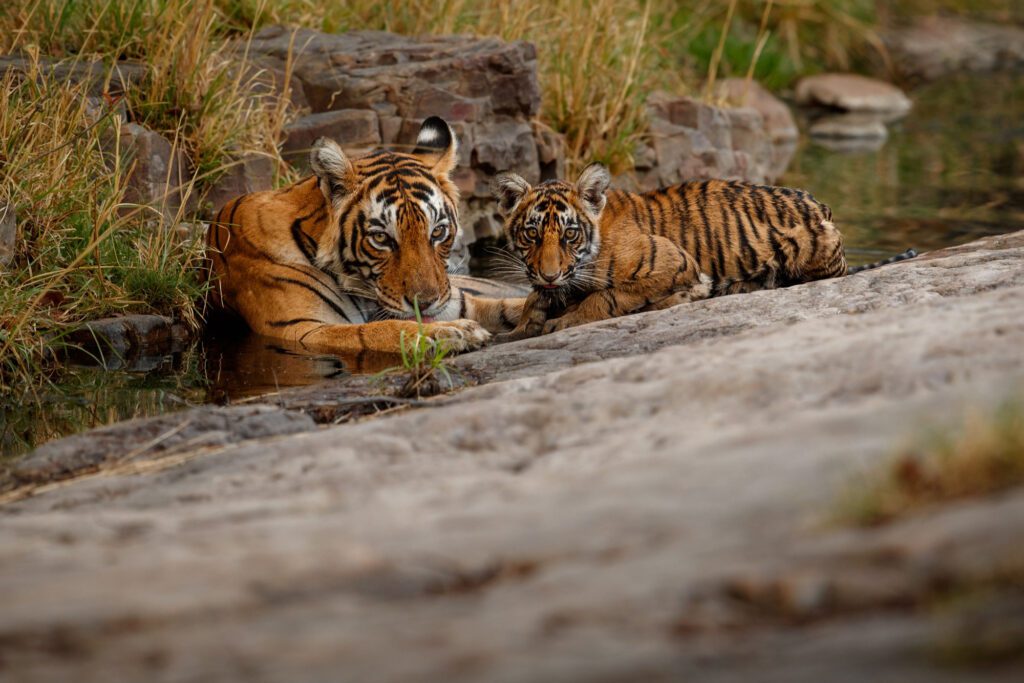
[837,396,1024,526]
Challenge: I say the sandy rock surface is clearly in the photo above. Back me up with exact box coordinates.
[2,232,1024,682]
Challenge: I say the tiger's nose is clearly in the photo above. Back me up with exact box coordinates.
[539,270,559,283]
[406,293,439,311]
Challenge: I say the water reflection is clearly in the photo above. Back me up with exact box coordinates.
[785,72,1023,260]
[1,330,404,458]
[202,329,402,403]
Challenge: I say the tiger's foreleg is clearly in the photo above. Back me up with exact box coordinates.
[460,293,526,334]
[493,290,551,343]
[543,238,710,334]
[287,318,490,354]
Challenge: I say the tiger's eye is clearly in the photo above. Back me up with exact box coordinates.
[524,227,539,241]
[367,230,390,250]
[431,224,448,241]
[564,227,580,240]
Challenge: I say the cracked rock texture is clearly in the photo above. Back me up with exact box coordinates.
[2,231,1024,682]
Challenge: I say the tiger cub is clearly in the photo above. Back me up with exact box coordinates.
[492,164,889,338]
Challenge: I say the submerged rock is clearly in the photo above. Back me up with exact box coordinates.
[65,314,192,365]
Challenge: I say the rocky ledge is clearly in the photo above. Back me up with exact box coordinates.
[3,231,1023,682]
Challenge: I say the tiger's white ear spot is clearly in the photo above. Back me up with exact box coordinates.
[413,116,458,177]
[491,172,532,217]
[310,137,354,207]
[576,163,610,217]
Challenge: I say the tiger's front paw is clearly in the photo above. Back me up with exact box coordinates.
[425,319,491,352]
[541,315,580,335]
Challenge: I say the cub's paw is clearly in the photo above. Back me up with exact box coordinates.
[541,315,580,335]
[493,326,535,344]
[425,319,491,352]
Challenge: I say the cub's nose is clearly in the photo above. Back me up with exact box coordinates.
[539,271,559,283]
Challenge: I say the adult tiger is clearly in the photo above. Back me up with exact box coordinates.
[492,163,915,337]
[206,117,524,353]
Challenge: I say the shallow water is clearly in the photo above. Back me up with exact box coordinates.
[2,72,1021,458]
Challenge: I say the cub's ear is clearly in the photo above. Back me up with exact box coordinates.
[310,137,354,208]
[491,171,532,217]
[413,116,459,177]
[576,162,610,217]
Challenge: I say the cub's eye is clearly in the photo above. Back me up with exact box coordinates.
[366,230,391,250]
[523,227,539,241]
[430,222,449,243]
[564,227,581,241]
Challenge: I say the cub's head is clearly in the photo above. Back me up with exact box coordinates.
[492,163,610,291]
[310,117,460,320]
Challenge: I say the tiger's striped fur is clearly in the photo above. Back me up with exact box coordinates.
[205,117,524,354]
[492,163,850,337]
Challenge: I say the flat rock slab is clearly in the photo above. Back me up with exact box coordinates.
[796,73,912,115]
[2,231,1024,681]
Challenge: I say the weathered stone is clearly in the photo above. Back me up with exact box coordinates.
[116,123,194,220]
[245,26,541,119]
[470,118,540,185]
[635,92,783,187]
[883,17,1024,81]
[795,73,912,115]
[2,233,1024,682]
[233,55,310,110]
[716,77,799,142]
[204,154,276,216]
[0,202,15,267]
[282,109,381,170]
[11,405,316,485]
[0,55,147,97]
[65,314,192,365]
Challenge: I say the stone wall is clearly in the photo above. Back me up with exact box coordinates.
[623,89,792,191]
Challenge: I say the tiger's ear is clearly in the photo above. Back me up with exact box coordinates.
[413,116,459,177]
[491,171,532,217]
[310,137,355,208]
[576,163,610,217]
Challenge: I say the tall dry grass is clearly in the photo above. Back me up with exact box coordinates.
[0,0,296,394]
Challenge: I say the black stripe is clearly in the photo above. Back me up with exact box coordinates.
[268,317,323,328]
[272,276,355,322]
[291,220,319,264]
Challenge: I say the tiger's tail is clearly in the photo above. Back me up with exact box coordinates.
[847,248,918,275]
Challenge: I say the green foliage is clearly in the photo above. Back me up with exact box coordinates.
[373,300,455,399]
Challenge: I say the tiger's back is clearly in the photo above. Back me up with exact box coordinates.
[607,179,847,294]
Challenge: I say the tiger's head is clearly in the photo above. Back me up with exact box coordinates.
[310,117,461,320]
[492,163,610,292]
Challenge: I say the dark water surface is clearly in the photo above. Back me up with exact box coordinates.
[2,72,1021,458]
